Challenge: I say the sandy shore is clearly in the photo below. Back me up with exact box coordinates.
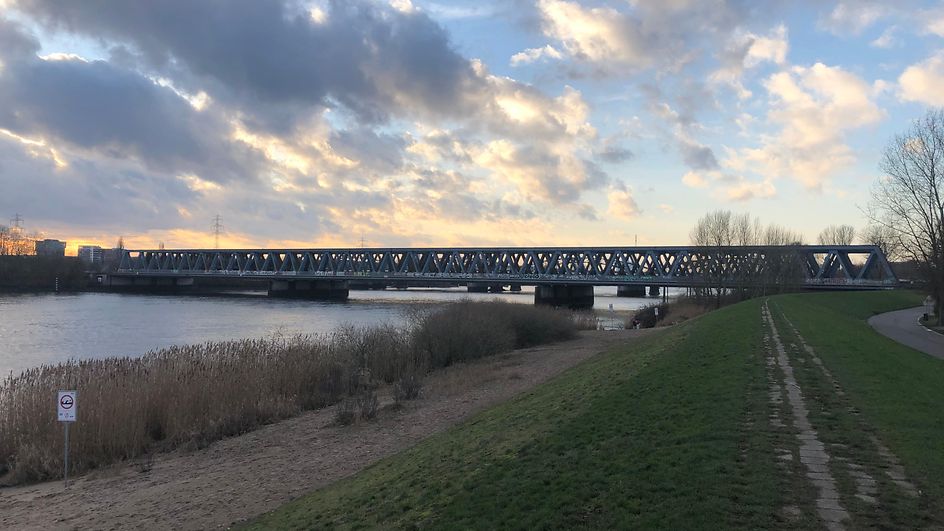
[0,329,649,530]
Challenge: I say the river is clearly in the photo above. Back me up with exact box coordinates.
[0,287,671,378]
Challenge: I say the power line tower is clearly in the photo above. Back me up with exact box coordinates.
[211,214,224,249]
[10,213,23,232]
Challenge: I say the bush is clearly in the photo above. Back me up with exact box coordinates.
[631,303,670,329]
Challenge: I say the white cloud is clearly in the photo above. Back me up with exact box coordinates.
[820,1,889,35]
[899,51,944,106]
[922,8,944,37]
[726,63,883,190]
[682,170,709,188]
[681,169,775,201]
[870,26,897,48]
[745,24,788,67]
[606,186,640,220]
[536,0,649,67]
[510,45,563,66]
[710,24,789,100]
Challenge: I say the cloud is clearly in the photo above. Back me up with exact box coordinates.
[681,170,775,201]
[819,1,889,35]
[682,170,709,188]
[899,51,944,106]
[606,185,640,221]
[725,63,884,190]
[0,26,263,184]
[677,136,720,171]
[12,0,483,125]
[536,0,651,68]
[870,26,898,48]
[510,45,563,66]
[710,24,789,99]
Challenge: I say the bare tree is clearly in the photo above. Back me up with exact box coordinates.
[817,225,856,246]
[0,225,8,255]
[860,224,902,262]
[869,108,944,324]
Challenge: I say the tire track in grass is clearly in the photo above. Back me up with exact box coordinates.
[776,310,920,500]
[762,301,850,530]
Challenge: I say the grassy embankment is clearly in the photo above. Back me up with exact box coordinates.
[0,301,575,484]
[247,290,943,529]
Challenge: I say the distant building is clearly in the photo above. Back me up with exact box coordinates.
[35,239,66,257]
[78,245,104,265]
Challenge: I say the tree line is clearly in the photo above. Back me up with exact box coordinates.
[0,224,40,256]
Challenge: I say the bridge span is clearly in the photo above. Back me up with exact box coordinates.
[114,245,896,308]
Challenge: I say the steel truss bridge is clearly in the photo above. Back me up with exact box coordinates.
[116,245,896,289]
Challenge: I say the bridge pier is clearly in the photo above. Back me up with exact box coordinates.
[268,279,349,301]
[648,285,661,297]
[107,275,195,292]
[508,284,522,292]
[617,285,647,297]
[534,284,594,310]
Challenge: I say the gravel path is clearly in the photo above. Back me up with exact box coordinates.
[0,330,647,530]
[868,306,944,359]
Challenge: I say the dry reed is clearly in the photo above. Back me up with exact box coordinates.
[0,300,576,484]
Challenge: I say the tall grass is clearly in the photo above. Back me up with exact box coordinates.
[0,301,576,484]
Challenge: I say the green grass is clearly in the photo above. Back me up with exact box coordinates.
[246,290,943,529]
[770,291,944,520]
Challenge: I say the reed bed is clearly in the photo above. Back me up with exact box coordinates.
[0,300,576,484]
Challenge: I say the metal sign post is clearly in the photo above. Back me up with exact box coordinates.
[57,391,77,487]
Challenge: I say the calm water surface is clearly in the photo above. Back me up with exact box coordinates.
[0,287,670,377]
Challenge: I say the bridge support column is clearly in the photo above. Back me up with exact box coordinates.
[617,285,647,297]
[508,284,522,292]
[534,285,594,310]
[107,275,195,292]
[648,285,660,297]
[268,279,349,301]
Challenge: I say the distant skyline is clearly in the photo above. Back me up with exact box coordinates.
[1,0,943,254]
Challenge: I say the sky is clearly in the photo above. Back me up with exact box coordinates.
[1,0,943,253]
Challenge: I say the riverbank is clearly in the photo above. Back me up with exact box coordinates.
[0,301,576,484]
[0,329,649,530]
[248,290,943,529]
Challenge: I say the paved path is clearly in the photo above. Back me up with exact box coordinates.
[868,306,944,359]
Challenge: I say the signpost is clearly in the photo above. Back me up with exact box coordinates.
[57,391,76,487]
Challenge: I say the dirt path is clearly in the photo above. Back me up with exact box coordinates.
[0,330,648,530]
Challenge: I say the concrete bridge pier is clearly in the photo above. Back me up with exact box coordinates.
[268,279,349,300]
[648,285,661,297]
[534,284,594,309]
[617,285,647,297]
[108,275,195,292]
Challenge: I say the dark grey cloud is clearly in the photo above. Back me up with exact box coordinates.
[329,128,406,176]
[0,17,39,58]
[0,22,265,183]
[13,0,482,126]
[596,145,634,164]
[677,138,720,171]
